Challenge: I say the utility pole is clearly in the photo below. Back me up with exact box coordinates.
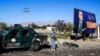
[23,8,30,26]
[23,8,30,13]
[97,25,100,39]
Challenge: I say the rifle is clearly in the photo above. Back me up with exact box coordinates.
[54,36,60,44]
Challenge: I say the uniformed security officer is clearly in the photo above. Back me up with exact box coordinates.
[50,28,56,51]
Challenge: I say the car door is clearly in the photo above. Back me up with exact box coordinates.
[21,29,29,47]
[27,29,35,46]
[6,29,21,47]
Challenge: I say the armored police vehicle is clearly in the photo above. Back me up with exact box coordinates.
[0,24,48,51]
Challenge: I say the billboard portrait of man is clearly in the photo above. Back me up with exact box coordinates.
[78,11,83,33]
[74,9,86,33]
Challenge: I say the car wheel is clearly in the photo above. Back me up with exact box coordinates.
[30,41,40,51]
[0,42,5,53]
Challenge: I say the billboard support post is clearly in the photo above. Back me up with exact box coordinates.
[97,26,100,39]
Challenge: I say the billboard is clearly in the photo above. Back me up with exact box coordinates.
[74,8,96,33]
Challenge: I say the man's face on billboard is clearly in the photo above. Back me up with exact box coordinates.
[78,11,83,21]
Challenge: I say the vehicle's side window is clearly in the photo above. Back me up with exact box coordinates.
[9,29,19,38]
[22,29,29,37]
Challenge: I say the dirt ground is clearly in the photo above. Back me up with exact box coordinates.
[1,48,100,56]
[0,38,100,56]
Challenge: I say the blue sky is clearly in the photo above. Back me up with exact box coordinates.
[0,0,100,25]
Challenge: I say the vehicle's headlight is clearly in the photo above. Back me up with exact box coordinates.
[11,38,16,42]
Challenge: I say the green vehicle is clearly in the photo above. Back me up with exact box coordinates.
[0,25,48,51]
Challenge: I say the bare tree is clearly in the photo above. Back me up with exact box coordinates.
[0,22,7,29]
[42,25,46,29]
[31,23,38,29]
[54,20,66,33]
[46,24,51,27]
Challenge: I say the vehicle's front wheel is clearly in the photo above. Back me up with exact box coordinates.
[30,41,40,51]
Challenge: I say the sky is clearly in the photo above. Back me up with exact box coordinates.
[0,0,100,26]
